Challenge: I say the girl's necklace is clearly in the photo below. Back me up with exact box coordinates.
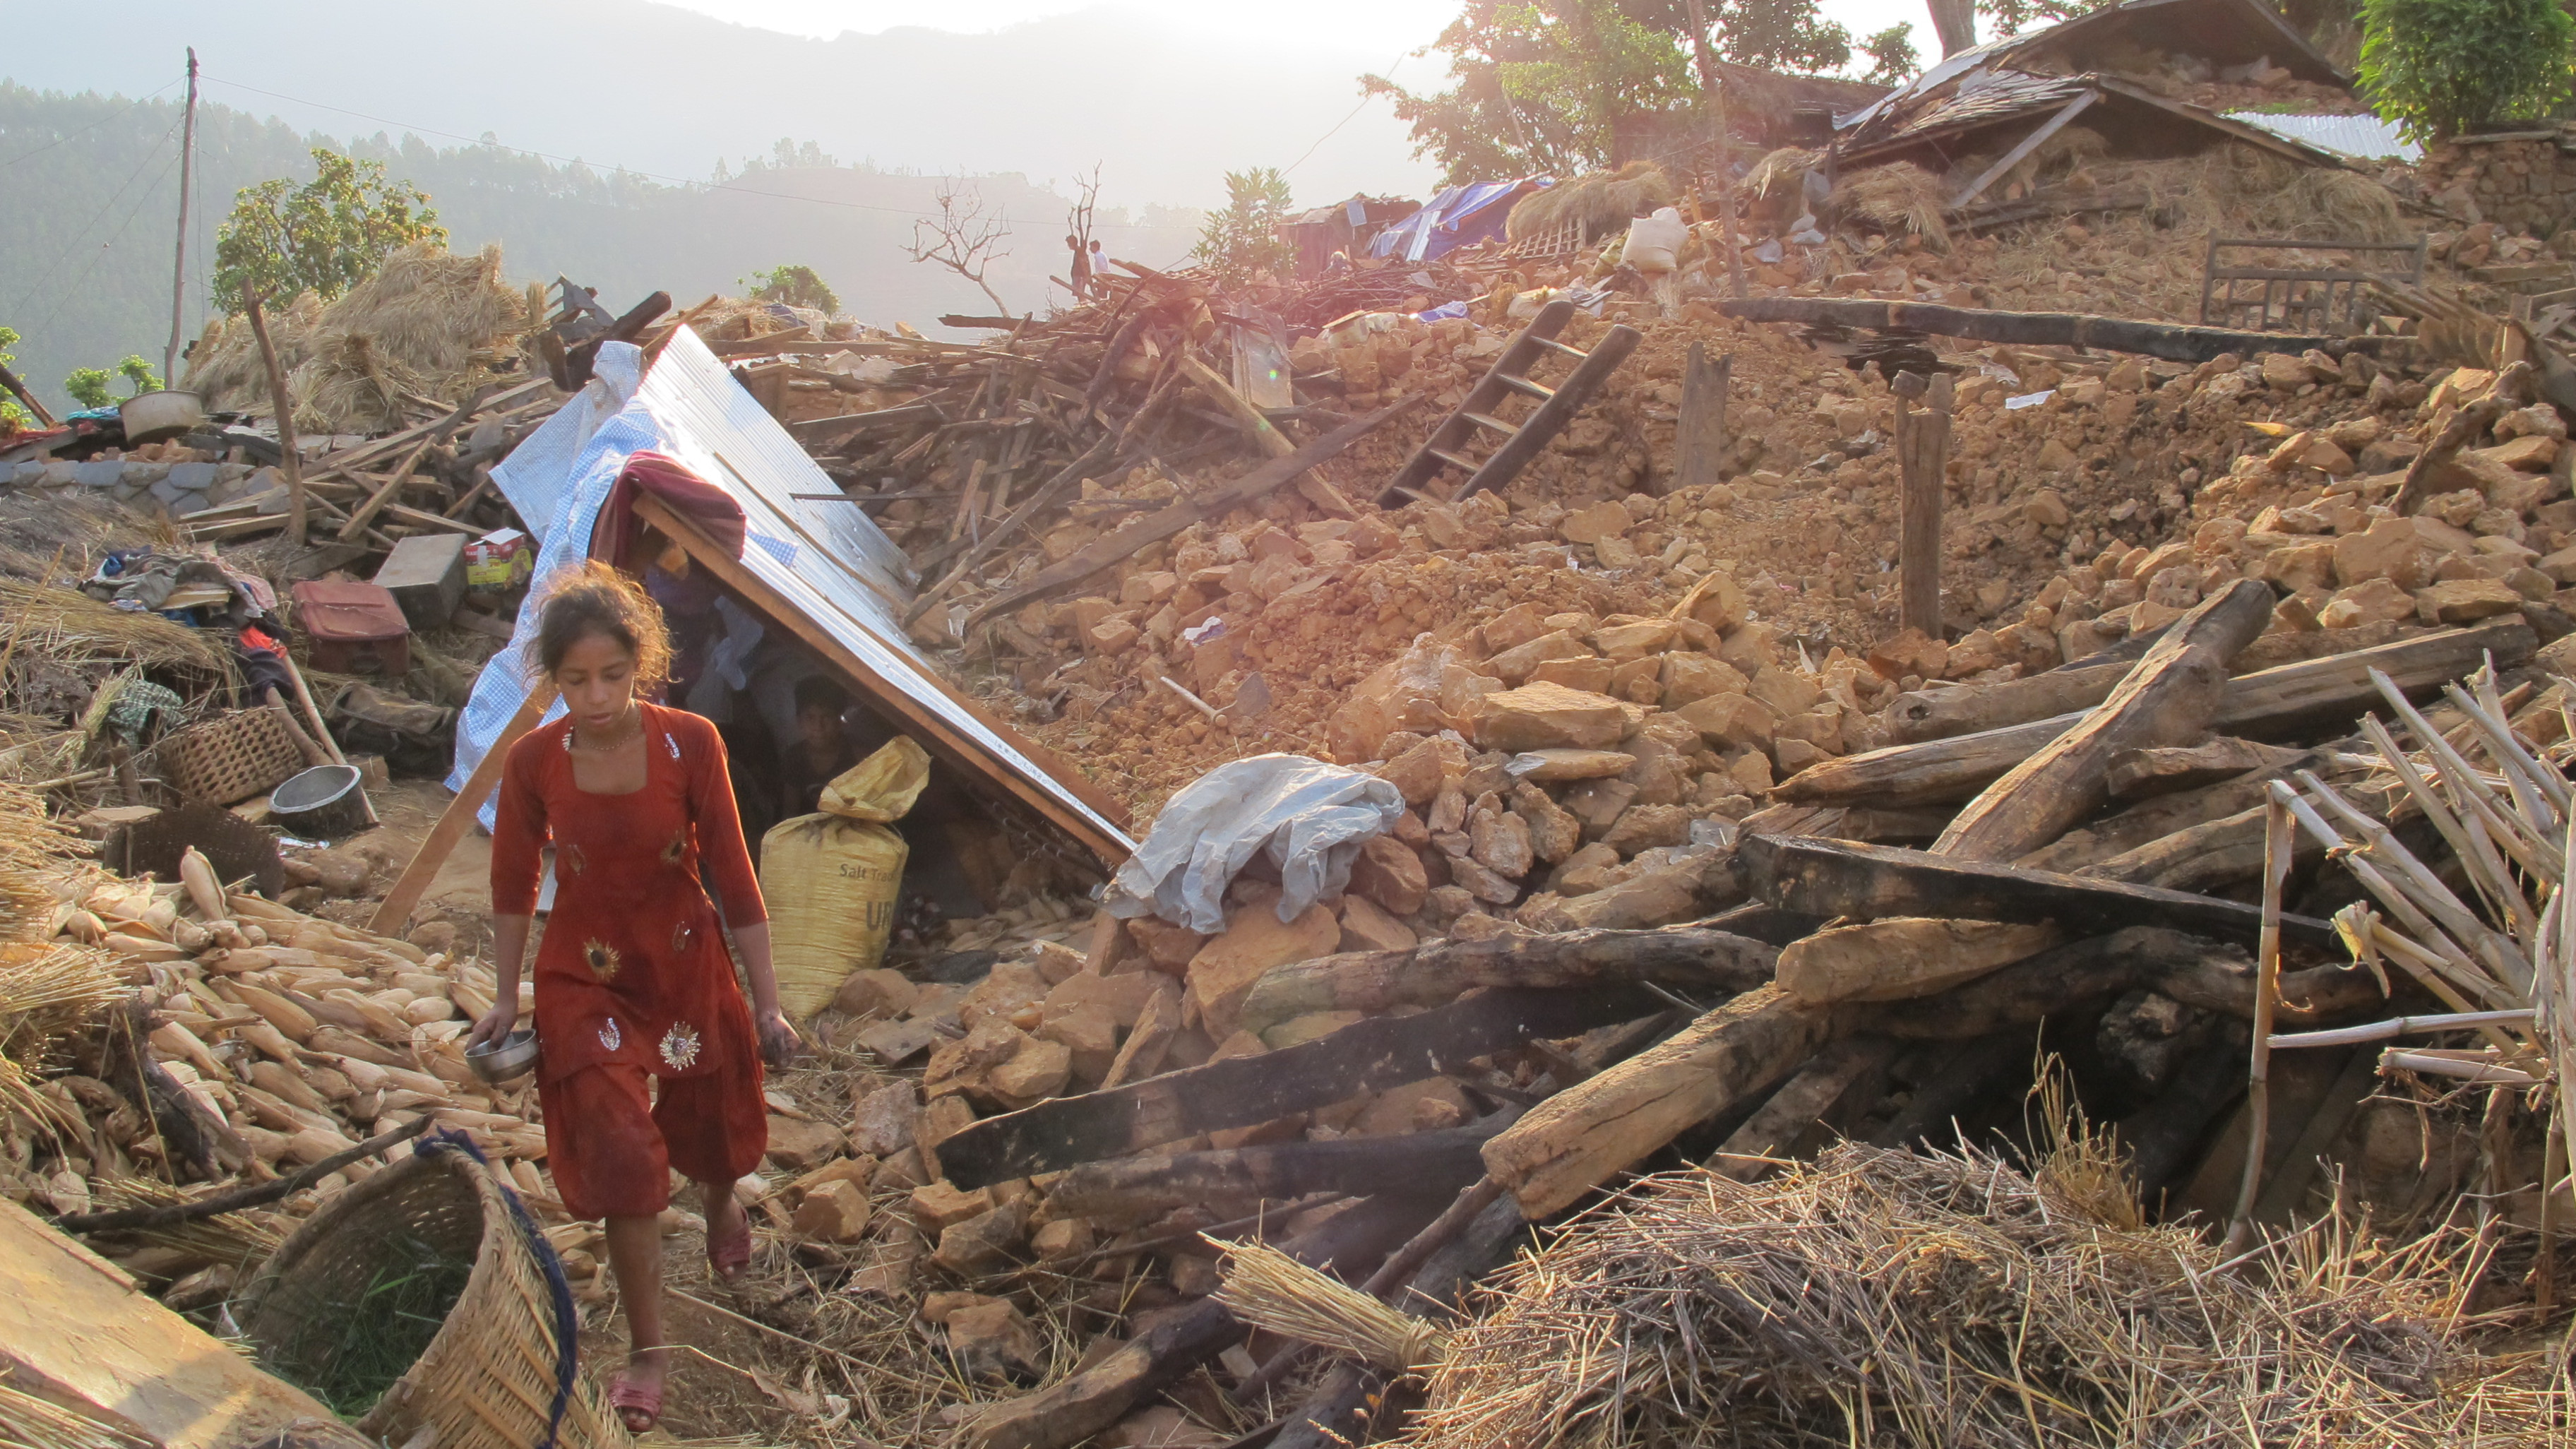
[570,704,642,753]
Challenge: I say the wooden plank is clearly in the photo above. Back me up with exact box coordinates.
[1707,1036,1893,1180]
[1180,354,1295,459]
[633,496,1133,868]
[1931,579,2274,861]
[1950,90,2098,209]
[934,986,1657,1188]
[369,685,556,935]
[1675,342,1729,495]
[1717,296,2348,364]
[1739,833,2339,949]
[1894,371,1952,638]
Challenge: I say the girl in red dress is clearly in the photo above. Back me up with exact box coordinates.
[467,562,799,1432]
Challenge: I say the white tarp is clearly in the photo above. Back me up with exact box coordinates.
[1104,753,1405,934]
[447,328,1136,859]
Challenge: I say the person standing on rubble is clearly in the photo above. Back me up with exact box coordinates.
[468,561,801,1433]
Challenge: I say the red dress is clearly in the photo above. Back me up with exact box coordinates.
[491,702,769,1219]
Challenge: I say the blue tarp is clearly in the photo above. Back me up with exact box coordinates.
[1368,178,1552,263]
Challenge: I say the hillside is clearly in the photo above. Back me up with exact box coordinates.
[0,83,1202,415]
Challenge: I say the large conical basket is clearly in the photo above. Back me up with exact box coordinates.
[237,1138,625,1449]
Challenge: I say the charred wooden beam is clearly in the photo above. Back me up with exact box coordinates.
[1236,926,1777,1040]
[1739,834,2338,948]
[1718,295,2360,363]
[1040,1120,1508,1226]
[935,986,1655,1188]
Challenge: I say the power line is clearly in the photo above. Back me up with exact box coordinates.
[199,73,1190,231]
[1282,47,1415,179]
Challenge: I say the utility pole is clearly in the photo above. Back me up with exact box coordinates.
[163,48,200,388]
[1679,0,1749,299]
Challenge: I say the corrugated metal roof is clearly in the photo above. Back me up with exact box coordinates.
[2223,110,2420,162]
[451,328,1135,864]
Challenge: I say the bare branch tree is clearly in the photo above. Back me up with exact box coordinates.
[1062,165,1102,304]
[907,178,1012,314]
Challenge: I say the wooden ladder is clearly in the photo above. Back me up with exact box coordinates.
[1373,297,1642,508]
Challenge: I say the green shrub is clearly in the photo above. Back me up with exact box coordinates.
[2359,0,2573,142]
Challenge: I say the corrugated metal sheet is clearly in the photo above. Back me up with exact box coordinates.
[449,328,1135,862]
[2223,111,2421,162]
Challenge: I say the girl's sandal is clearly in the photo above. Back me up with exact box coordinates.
[609,1368,664,1433]
[706,1203,753,1286]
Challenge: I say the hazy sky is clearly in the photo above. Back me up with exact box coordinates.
[663,0,1934,64]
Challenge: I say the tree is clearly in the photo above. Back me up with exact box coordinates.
[212,146,445,313]
[1193,167,1297,282]
[1620,0,1853,75]
[0,325,25,429]
[2359,0,2573,142]
[63,355,162,410]
[907,179,1013,314]
[1860,22,1921,85]
[744,264,839,314]
[1978,0,2113,37]
[1364,1,1697,181]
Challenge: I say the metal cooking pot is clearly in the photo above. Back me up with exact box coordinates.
[465,1027,540,1084]
[119,390,204,443]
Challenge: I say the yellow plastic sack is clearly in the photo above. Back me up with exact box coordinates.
[760,737,931,1018]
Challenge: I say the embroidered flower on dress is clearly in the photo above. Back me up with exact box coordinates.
[598,1017,623,1051]
[670,919,696,955]
[561,842,587,876]
[659,1021,702,1071]
[660,833,686,864]
[663,732,681,761]
[582,938,621,982]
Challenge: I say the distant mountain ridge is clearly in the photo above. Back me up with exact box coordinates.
[0,0,1436,207]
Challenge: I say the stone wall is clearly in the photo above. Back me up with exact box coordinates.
[2419,127,2576,239]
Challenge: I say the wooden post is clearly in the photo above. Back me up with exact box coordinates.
[163,48,199,387]
[1681,0,1748,299]
[2224,792,2295,1253]
[369,684,556,935]
[1676,342,1729,496]
[0,359,56,429]
[1893,370,1952,640]
[242,287,306,547]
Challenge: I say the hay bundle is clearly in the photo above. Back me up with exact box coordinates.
[1506,162,1676,244]
[1834,162,1952,251]
[1212,1236,1448,1375]
[0,778,82,943]
[1403,1142,2560,1447]
[184,244,528,433]
[0,581,234,696]
[1741,148,1819,227]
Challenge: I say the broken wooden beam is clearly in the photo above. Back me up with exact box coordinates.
[1781,619,2536,805]
[935,986,1654,1188]
[1717,296,2359,364]
[1932,579,2274,861]
[1481,984,1832,1218]
[1737,834,2339,948]
[1235,926,1777,1041]
[1039,1121,1507,1227]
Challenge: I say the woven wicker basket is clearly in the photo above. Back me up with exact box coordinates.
[154,707,306,805]
[237,1141,626,1449]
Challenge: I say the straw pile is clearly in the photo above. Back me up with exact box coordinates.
[1403,1141,2566,1447]
[1507,162,1676,244]
[184,243,532,433]
[1835,162,1952,251]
